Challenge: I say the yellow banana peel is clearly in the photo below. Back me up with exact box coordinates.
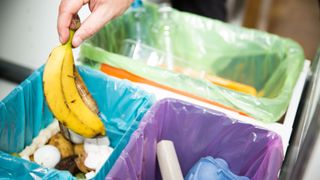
[43,19,105,138]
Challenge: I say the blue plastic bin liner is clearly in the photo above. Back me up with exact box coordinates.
[0,151,72,179]
[0,65,154,179]
[185,156,249,180]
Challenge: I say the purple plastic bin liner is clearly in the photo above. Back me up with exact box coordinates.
[185,156,249,180]
[107,98,284,180]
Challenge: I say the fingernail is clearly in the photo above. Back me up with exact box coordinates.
[73,36,83,47]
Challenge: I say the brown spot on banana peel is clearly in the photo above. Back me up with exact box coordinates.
[67,75,75,79]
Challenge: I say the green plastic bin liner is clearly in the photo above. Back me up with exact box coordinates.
[0,65,154,179]
[80,3,304,122]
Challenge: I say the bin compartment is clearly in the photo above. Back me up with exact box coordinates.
[0,66,154,179]
[107,98,284,180]
[80,2,304,122]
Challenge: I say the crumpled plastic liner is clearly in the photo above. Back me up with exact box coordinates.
[80,2,304,122]
[107,98,284,180]
[0,65,154,179]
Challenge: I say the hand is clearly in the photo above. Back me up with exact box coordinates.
[58,0,133,47]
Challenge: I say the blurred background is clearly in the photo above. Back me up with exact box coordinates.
[0,0,319,99]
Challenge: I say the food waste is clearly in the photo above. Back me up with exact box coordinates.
[18,120,114,179]
[42,14,105,138]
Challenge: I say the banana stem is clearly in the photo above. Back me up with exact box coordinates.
[66,30,75,47]
[65,14,80,47]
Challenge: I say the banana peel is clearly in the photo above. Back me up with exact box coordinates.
[43,15,105,138]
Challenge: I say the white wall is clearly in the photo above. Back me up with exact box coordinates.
[0,79,17,100]
[0,0,91,69]
[0,0,60,69]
